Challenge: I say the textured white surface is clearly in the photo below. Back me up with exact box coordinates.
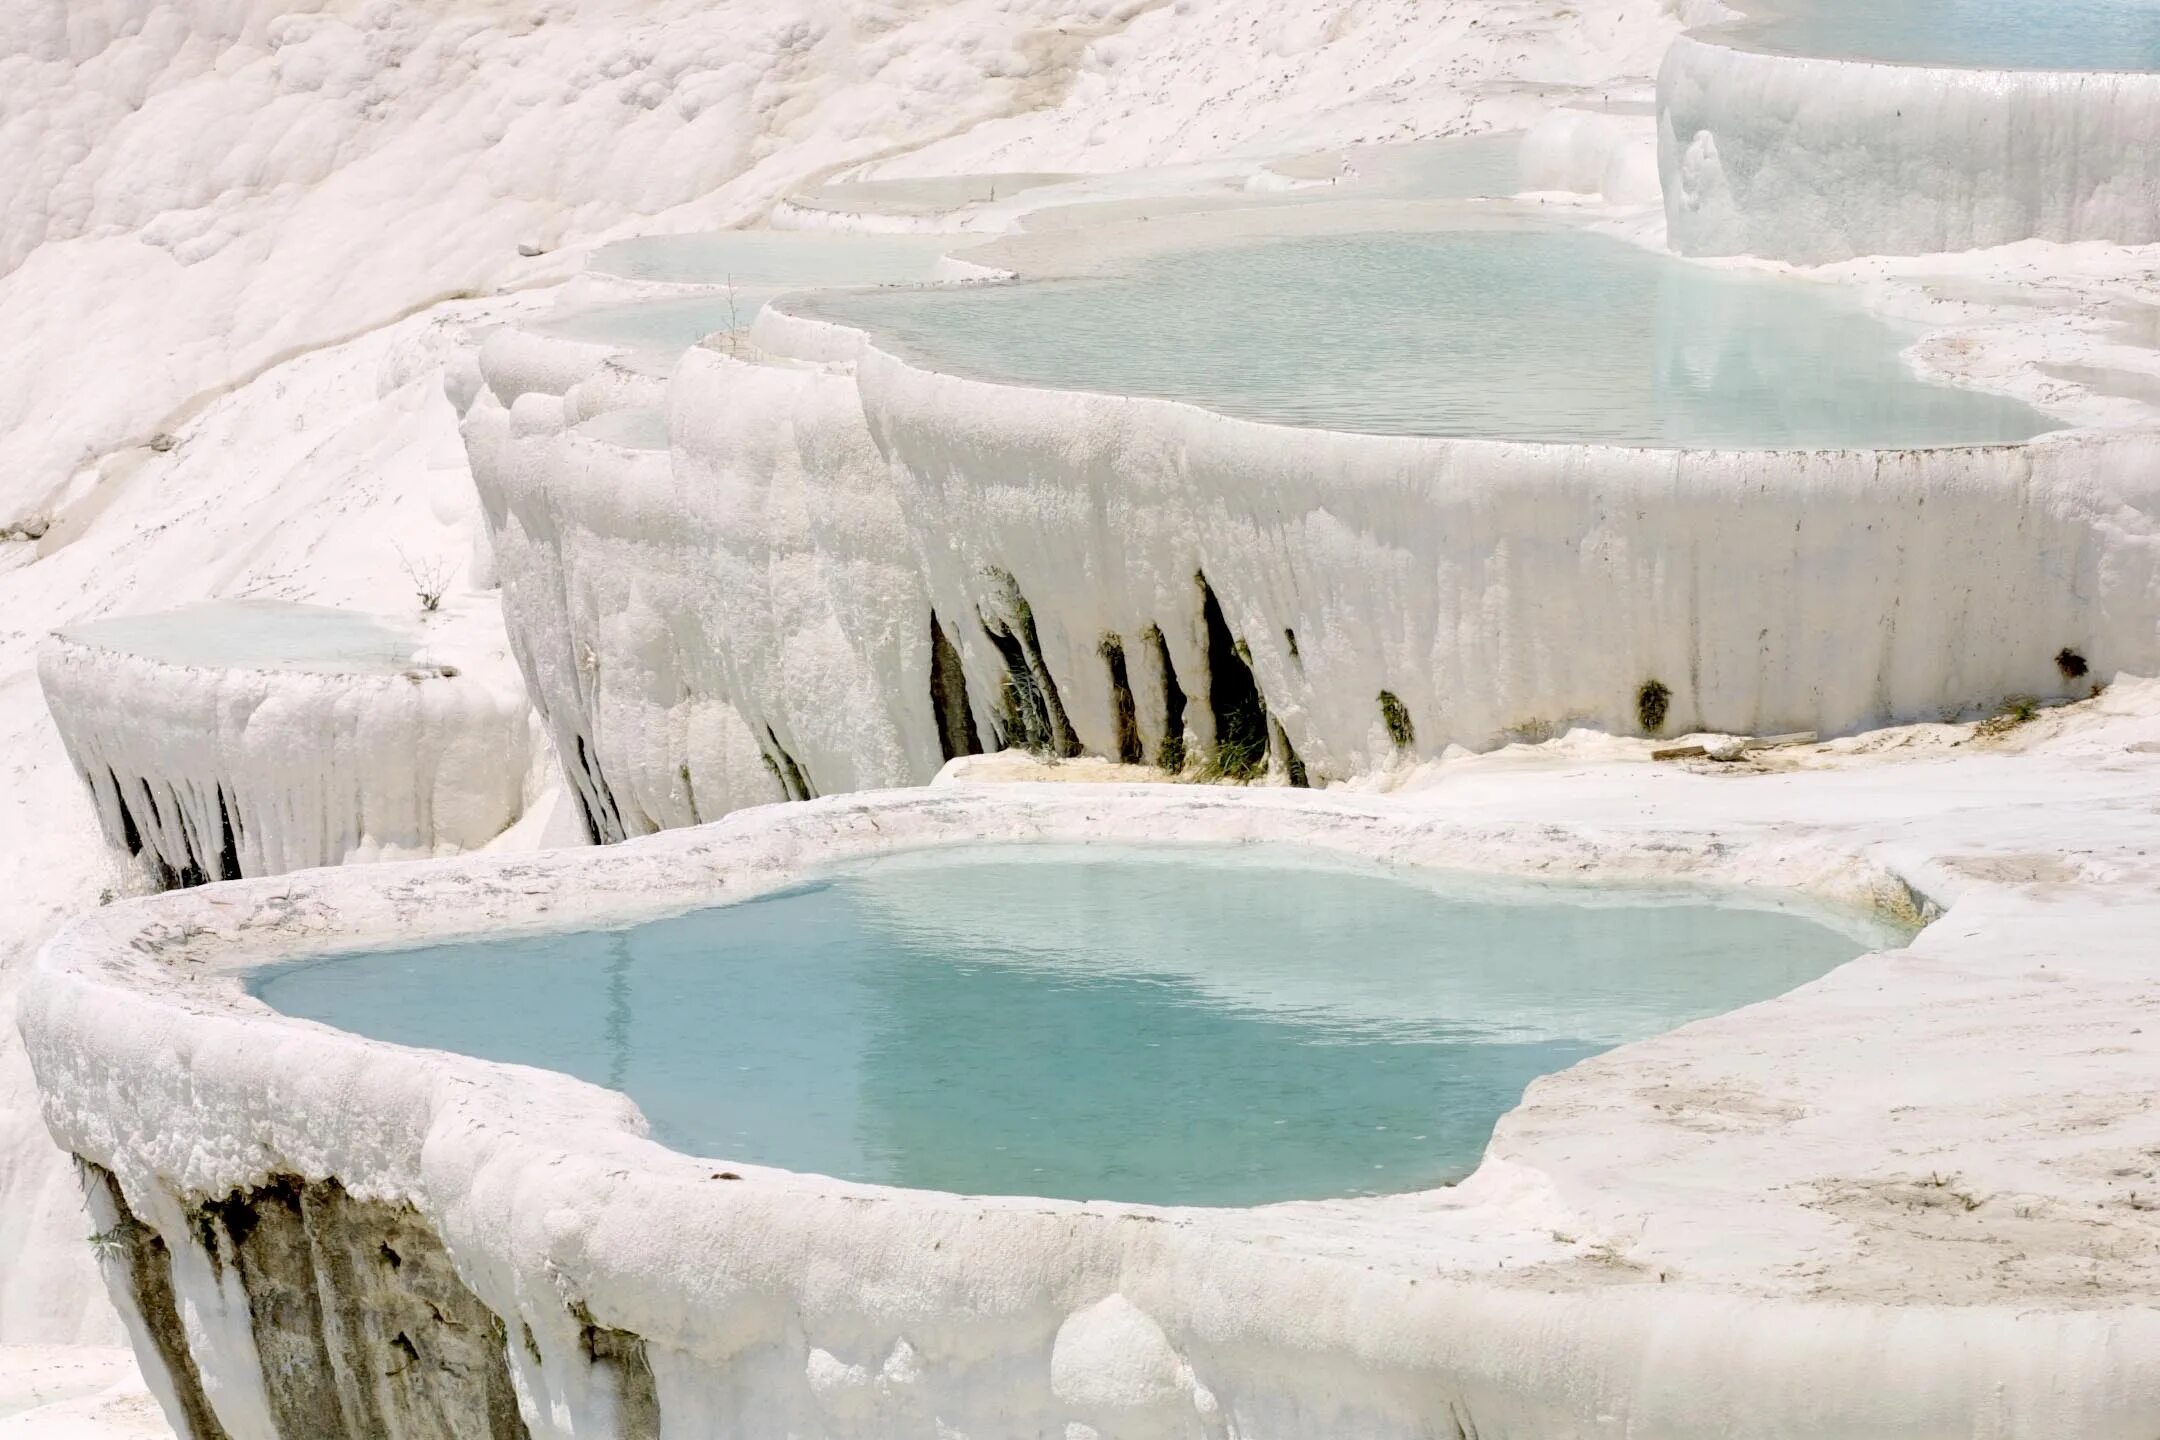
[0,0,1691,1368]
[39,626,532,883]
[1659,32,2160,260]
[472,285,2160,831]
[0,299,552,1368]
[23,700,2160,1436]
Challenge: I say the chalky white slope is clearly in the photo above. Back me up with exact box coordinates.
[0,300,526,1356]
[0,0,1685,1418]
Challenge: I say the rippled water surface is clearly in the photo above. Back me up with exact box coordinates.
[251,846,1892,1205]
[793,230,2051,447]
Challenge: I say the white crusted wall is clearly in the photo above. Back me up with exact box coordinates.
[38,637,533,882]
[472,307,2160,824]
[467,390,791,839]
[1519,105,1659,204]
[23,784,2160,1439]
[1659,34,2160,260]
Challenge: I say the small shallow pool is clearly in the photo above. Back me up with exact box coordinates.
[531,295,752,370]
[1718,0,2160,71]
[62,600,419,673]
[789,229,2051,447]
[251,846,1895,1206]
[575,408,670,451]
[585,230,963,288]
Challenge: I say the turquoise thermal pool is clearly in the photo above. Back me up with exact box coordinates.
[788,229,2053,447]
[249,846,1892,1206]
[1718,0,2160,71]
[541,232,970,369]
[62,600,420,673]
[532,295,751,369]
[585,230,963,287]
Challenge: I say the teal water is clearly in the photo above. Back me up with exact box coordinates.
[66,600,418,673]
[790,230,2051,447]
[250,846,1889,1206]
[533,295,753,370]
[1727,0,2160,70]
[586,230,962,287]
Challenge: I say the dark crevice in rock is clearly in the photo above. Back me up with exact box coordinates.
[1142,624,1187,773]
[979,573,1080,757]
[83,1162,233,1440]
[571,734,624,844]
[195,1176,528,1440]
[1636,678,1673,735]
[1098,635,1144,765]
[763,728,814,802]
[1010,593,1080,757]
[108,769,145,857]
[214,787,242,882]
[570,1302,662,1440]
[1378,690,1415,750]
[1197,573,1268,780]
[982,620,1045,753]
[928,612,984,763]
[1272,718,1310,788]
[175,842,210,892]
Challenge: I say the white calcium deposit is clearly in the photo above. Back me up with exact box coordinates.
[23,691,2160,1437]
[13,0,2160,1428]
[1,0,1688,1395]
[465,262,2160,836]
[38,616,533,884]
[1660,32,2160,260]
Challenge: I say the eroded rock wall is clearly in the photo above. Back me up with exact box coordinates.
[38,638,532,885]
[469,315,2160,834]
[1660,35,2160,260]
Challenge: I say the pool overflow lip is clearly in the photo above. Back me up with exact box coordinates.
[245,843,1880,1205]
[47,786,2108,1440]
[454,149,2146,849]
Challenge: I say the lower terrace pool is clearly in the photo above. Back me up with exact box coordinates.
[789,229,2052,447]
[1717,0,2160,71]
[250,846,1894,1206]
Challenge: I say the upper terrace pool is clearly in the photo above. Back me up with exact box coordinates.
[790,228,2052,448]
[249,845,1890,1206]
[1715,0,2160,71]
[61,600,420,674]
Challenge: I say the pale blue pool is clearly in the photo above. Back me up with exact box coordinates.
[65,600,419,673]
[789,229,2052,448]
[1722,0,2160,71]
[533,296,754,370]
[586,230,962,287]
[250,846,1893,1206]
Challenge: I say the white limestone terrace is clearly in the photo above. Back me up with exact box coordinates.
[22,684,2160,1438]
[0,0,1752,1403]
[461,154,2160,843]
[1659,0,2160,260]
[38,600,535,888]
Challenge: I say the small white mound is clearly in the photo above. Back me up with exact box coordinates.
[39,601,532,885]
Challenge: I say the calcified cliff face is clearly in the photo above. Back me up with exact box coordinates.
[38,634,532,887]
[26,782,2160,1438]
[1659,33,2160,261]
[466,298,2160,836]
